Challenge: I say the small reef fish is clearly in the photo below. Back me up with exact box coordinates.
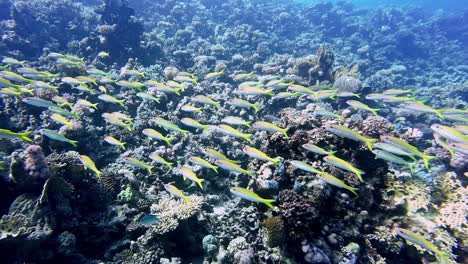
[98,94,125,107]
[325,125,377,151]
[164,184,190,205]
[373,142,416,160]
[266,80,293,89]
[104,136,126,150]
[215,160,254,177]
[173,75,198,85]
[189,156,218,173]
[192,95,221,109]
[149,153,174,168]
[311,90,336,100]
[372,150,415,174]
[180,166,205,189]
[40,129,78,146]
[222,116,251,128]
[75,76,97,86]
[140,215,159,225]
[204,70,224,80]
[61,77,86,86]
[380,135,435,169]
[226,98,260,112]
[87,68,109,77]
[177,71,196,78]
[152,83,182,95]
[453,125,468,135]
[252,121,288,138]
[324,155,365,182]
[33,81,59,92]
[99,77,115,84]
[314,169,358,195]
[233,72,254,81]
[19,87,34,95]
[394,228,449,263]
[0,77,21,90]
[216,124,253,143]
[77,99,98,110]
[181,104,203,113]
[102,113,132,131]
[230,187,275,209]
[346,100,379,116]
[382,96,423,104]
[136,92,160,103]
[0,129,32,141]
[2,57,25,65]
[166,80,185,90]
[97,51,109,58]
[124,157,153,174]
[110,112,133,123]
[98,86,107,93]
[78,155,101,179]
[234,86,273,96]
[201,148,240,164]
[122,69,144,77]
[1,87,22,96]
[433,133,455,157]
[74,85,95,94]
[302,143,336,156]
[272,92,301,99]
[431,124,467,143]
[287,84,314,95]
[142,128,172,145]
[0,71,33,83]
[22,97,56,108]
[180,118,209,130]
[115,80,142,91]
[448,143,468,155]
[403,103,445,119]
[290,160,322,174]
[242,146,281,165]
[153,117,189,137]
[365,93,393,101]
[336,91,360,98]
[50,113,73,129]
[444,114,468,122]
[49,106,80,119]
[382,89,415,95]
[313,110,343,120]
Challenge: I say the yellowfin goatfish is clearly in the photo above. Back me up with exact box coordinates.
[403,103,445,119]
[61,77,86,86]
[0,77,21,90]
[454,125,468,135]
[252,121,288,138]
[180,118,209,130]
[104,136,126,150]
[0,129,32,141]
[74,85,95,94]
[0,71,32,83]
[287,84,314,95]
[372,150,415,174]
[22,97,56,108]
[179,166,205,189]
[78,155,101,179]
[174,75,198,85]
[110,112,133,123]
[32,81,59,92]
[102,113,132,131]
[166,80,185,90]
[97,51,109,58]
[336,91,360,98]
[233,72,254,81]
[122,69,144,77]
[365,93,393,101]
[433,133,455,157]
[152,83,182,95]
[164,184,190,205]
[393,228,449,263]
[142,128,172,145]
[77,99,98,110]
[234,86,274,96]
[214,160,254,177]
[382,89,415,95]
[242,146,281,165]
[136,92,160,103]
[115,80,141,90]
[177,71,196,78]
[40,129,78,146]
[181,105,203,113]
[123,157,153,174]
[314,169,358,195]
[272,92,301,99]
[75,76,97,86]
[149,153,174,168]
[0,87,22,96]
[2,57,25,65]
[201,148,240,164]
[346,100,379,116]
[192,95,221,109]
[373,142,416,160]
[226,98,260,112]
[448,143,468,155]
[380,135,435,169]
[313,110,343,120]
[98,94,125,107]
[50,113,73,129]
[49,106,80,119]
[99,77,115,84]
[431,124,468,143]
[204,70,224,80]
[311,90,336,100]
[230,187,275,209]
[216,124,253,143]
[222,116,251,128]
[324,155,365,182]
[325,125,377,151]
[302,143,336,156]
[189,156,218,173]
[87,68,109,77]
[153,117,189,137]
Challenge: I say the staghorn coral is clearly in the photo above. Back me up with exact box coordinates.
[384,173,431,214]
[148,194,204,234]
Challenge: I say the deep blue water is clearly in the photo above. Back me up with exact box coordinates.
[295,0,468,11]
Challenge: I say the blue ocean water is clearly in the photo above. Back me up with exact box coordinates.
[295,0,468,11]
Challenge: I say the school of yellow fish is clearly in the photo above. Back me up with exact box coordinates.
[0,53,466,259]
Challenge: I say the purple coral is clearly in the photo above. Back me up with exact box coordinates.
[24,145,50,180]
[450,153,467,170]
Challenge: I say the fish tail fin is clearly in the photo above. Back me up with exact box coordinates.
[248,71,254,76]
[356,172,364,182]
[125,124,132,132]
[355,93,361,98]
[247,170,255,177]
[196,107,203,113]
[167,162,173,169]
[201,124,209,131]
[165,138,172,146]
[70,140,78,147]
[148,166,153,175]
[349,187,359,196]
[421,154,435,169]
[212,166,218,174]
[435,109,445,119]
[266,89,274,96]
[272,158,281,166]
[121,142,126,150]
[371,108,380,116]
[183,196,191,205]
[92,103,99,110]
[193,78,199,85]
[329,151,337,156]
[215,102,221,109]
[72,113,81,119]
[252,103,260,112]
[262,199,276,209]
[281,128,289,138]
[174,89,181,96]
[244,134,253,143]
[19,131,33,142]
[118,99,125,107]
[182,130,190,137]
[408,154,417,161]
[197,179,204,189]
[96,170,102,181]
[366,139,378,151]
[408,162,416,175]
[230,159,241,164]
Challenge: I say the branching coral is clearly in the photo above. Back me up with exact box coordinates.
[149,194,204,234]
[384,173,432,214]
